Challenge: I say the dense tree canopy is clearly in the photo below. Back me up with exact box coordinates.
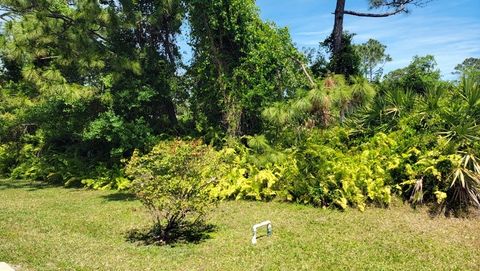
[382,55,440,94]
[0,0,186,159]
[454,57,480,77]
[355,39,392,81]
[1,0,479,216]
[187,0,307,136]
[321,32,361,78]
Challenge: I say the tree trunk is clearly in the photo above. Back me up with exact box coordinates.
[340,104,347,124]
[165,98,178,127]
[333,0,346,55]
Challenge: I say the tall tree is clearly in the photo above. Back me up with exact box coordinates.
[187,0,307,136]
[355,39,392,81]
[322,32,361,78]
[332,0,430,57]
[454,58,480,75]
[0,0,184,158]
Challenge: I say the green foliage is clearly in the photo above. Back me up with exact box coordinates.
[0,0,184,183]
[81,176,130,191]
[354,39,392,81]
[0,144,16,175]
[382,55,440,95]
[262,74,376,132]
[321,32,361,78]
[187,0,307,135]
[252,68,480,215]
[454,57,480,77]
[446,153,480,213]
[290,130,393,210]
[349,70,480,215]
[390,144,480,216]
[207,130,392,211]
[125,140,219,242]
[210,136,299,201]
[1,0,479,219]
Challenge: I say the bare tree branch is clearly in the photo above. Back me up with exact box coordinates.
[39,55,61,60]
[45,9,74,24]
[344,5,406,17]
[291,57,316,88]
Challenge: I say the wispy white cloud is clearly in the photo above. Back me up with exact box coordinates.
[296,30,331,36]
[257,0,480,79]
[343,15,480,77]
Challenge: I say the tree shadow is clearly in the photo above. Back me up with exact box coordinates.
[0,180,59,191]
[101,192,137,202]
[125,221,217,246]
[427,202,480,219]
[255,233,269,240]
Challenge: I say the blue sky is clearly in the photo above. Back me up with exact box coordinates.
[255,0,480,79]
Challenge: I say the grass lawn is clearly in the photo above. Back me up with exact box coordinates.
[0,179,479,271]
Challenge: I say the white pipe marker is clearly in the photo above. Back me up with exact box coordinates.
[251,220,272,244]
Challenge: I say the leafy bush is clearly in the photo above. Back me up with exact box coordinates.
[209,135,299,201]
[0,144,17,176]
[210,131,393,211]
[125,139,219,243]
[399,148,480,216]
[290,130,393,210]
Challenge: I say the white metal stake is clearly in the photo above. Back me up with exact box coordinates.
[251,220,272,244]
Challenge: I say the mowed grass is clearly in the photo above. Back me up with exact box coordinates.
[0,179,479,271]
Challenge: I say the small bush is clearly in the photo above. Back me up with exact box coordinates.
[0,144,17,176]
[125,139,219,244]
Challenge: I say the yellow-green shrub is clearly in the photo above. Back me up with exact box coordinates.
[125,139,219,240]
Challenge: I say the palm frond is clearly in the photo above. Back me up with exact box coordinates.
[349,75,376,106]
[384,88,414,118]
[459,73,480,109]
[448,153,480,210]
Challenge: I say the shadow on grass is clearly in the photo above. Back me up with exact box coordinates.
[0,179,59,191]
[101,192,137,202]
[126,221,217,246]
